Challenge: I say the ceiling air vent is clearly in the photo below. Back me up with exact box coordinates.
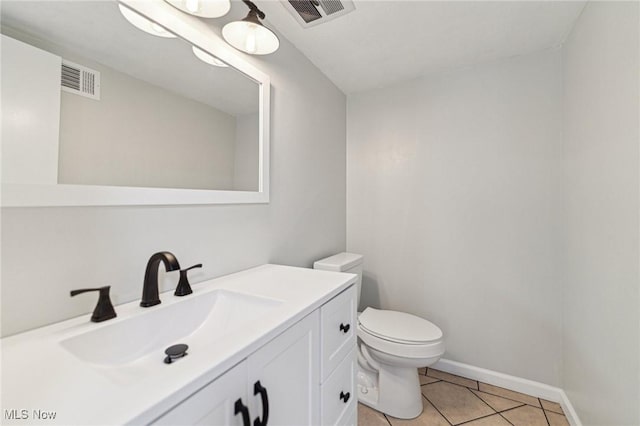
[61,60,100,100]
[284,0,355,28]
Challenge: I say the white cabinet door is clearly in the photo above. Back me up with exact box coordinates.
[248,311,320,426]
[153,361,249,426]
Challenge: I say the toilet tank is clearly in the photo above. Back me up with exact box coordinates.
[314,253,363,306]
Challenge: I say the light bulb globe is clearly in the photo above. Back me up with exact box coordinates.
[118,5,176,38]
[164,0,230,18]
[222,16,279,55]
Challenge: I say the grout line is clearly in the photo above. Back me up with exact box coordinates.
[455,411,502,426]
[426,367,435,379]
[498,412,516,426]
[433,367,544,408]
[470,388,526,413]
[422,394,453,426]
[475,385,541,408]
[539,400,566,416]
[421,379,442,386]
[430,369,479,391]
[540,399,552,426]
[467,387,499,416]
[382,413,392,426]
[501,403,525,412]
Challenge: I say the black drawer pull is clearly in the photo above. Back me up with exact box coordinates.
[234,398,250,426]
[340,391,350,403]
[339,323,350,333]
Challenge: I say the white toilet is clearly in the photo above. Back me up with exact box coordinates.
[314,253,445,420]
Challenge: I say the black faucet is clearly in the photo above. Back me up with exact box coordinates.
[141,251,181,307]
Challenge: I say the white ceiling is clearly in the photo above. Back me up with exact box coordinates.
[1,1,587,100]
[259,0,586,94]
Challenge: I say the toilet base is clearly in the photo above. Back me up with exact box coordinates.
[356,362,424,419]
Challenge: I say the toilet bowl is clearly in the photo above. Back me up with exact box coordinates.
[314,253,445,419]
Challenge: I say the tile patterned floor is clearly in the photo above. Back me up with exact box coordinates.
[358,368,570,426]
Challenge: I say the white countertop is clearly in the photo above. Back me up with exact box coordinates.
[1,264,356,425]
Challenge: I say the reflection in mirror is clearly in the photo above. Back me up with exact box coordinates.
[1,0,260,192]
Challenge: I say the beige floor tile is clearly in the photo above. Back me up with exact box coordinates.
[501,405,548,426]
[418,367,427,375]
[470,389,524,412]
[478,383,541,407]
[419,375,440,385]
[546,411,570,426]
[463,414,512,426]
[540,399,564,414]
[358,403,389,426]
[386,398,449,426]
[427,368,479,389]
[422,381,494,424]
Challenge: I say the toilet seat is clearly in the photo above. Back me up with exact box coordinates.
[357,308,445,359]
[359,308,443,344]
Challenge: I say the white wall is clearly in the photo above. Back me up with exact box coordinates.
[347,50,564,386]
[562,2,639,425]
[1,33,346,336]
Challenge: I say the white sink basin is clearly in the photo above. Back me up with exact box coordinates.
[60,289,281,366]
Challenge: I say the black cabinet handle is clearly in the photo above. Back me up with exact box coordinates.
[234,398,250,426]
[339,323,350,333]
[253,380,269,426]
[340,391,350,403]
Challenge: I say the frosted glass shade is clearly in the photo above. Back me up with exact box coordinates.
[222,17,279,55]
[118,5,176,38]
[164,0,230,18]
[192,46,228,67]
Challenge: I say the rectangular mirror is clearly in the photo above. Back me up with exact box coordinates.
[1,0,270,206]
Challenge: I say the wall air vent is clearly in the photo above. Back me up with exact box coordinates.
[61,60,100,100]
[283,0,355,28]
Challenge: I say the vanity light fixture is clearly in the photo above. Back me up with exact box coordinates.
[118,4,176,38]
[192,46,228,67]
[164,0,231,18]
[222,0,279,55]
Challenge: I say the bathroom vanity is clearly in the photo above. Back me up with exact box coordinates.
[1,265,357,425]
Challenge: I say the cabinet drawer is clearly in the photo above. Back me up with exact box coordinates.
[321,349,356,426]
[321,285,357,381]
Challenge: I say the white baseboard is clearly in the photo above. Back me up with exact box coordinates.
[432,359,582,426]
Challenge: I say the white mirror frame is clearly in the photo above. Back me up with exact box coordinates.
[1,0,270,207]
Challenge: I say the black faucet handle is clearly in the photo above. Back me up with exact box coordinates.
[70,286,117,322]
[174,264,202,297]
[183,264,203,272]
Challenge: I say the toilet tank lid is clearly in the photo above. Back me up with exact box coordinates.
[314,252,363,272]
